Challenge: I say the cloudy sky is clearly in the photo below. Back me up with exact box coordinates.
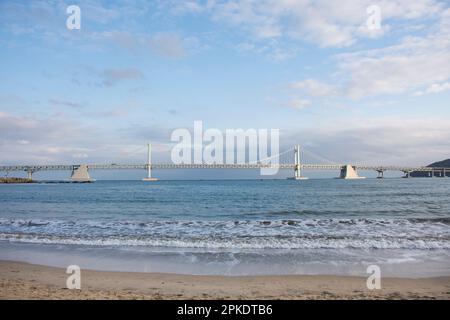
[1,0,449,178]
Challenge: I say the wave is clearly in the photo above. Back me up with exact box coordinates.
[1,217,450,227]
[0,217,449,249]
[0,232,449,249]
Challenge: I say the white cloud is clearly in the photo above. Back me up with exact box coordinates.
[0,112,97,164]
[340,43,450,98]
[180,0,444,47]
[1,112,449,168]
[236,40,299,61]
[169,0,209,14]
[426,82,450,94]
[291,79,336,97]
[148,33,186,59]
[286,8,450,99]
[73,153,89,159]
[414,82,450,96]
[0,112,172,165]
[81,1,120,24]
[284,116,450,165]
[286,98,311,110]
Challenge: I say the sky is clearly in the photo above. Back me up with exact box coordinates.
[0,0,450,179]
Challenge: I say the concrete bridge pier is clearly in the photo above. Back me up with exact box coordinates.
[70,164,94,182]
[376,169,385,179]
[339,165,365,179]
[402,170,413,178]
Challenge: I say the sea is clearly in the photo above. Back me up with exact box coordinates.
[0,178,449,277]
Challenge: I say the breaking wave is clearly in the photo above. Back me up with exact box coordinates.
[0,217,449,249]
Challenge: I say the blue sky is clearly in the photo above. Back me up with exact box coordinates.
[1,0,450,179]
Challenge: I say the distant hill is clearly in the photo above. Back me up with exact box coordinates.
[427,159,450,168]
[411,158,450,177]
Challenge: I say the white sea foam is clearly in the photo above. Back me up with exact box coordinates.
[0,217,449,249]
[0,233,449,250]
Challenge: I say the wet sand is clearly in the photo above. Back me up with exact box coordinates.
[1,260,449,299]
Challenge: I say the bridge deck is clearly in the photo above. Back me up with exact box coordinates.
[0,164,445,172]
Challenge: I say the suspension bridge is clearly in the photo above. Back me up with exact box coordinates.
[0,144,447,182]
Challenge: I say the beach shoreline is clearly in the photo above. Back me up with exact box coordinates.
[1,260,449,300]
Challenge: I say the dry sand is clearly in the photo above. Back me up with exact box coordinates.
[0,260,449,300]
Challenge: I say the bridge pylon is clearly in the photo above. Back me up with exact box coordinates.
[25,168,35,180]
[142,143,158,181]
[291,145,308,180]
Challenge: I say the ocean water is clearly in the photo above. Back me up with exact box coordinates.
[0,178,449,276]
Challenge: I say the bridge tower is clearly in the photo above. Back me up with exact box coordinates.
[142,143,158,181]
[293,145,308,180]
[25,167,35,180]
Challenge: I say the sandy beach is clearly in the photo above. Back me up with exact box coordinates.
[0,260,449,300]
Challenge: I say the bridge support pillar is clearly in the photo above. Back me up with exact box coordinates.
[142,143,158,181]
[376,170,385,179]
[292,145,308,180]
[26,170,33,180]
[402,170,412,178]
[71,164,94,182]
[339,165,365,179]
